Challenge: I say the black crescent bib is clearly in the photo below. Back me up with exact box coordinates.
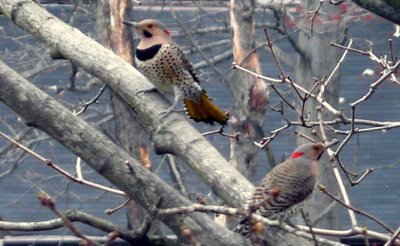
[135,44,162,61]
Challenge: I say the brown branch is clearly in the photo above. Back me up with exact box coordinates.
[105,198,131,215]
[74,83,107,116]
[0,210,174,245]
[308,0,324,36]
[255,122,290,148]
[0,127,32,157]
[0,131,125,196]
[318,185,394,234]
[295,131,318,143]
[331,42,370,56]
[158,204,399,245]
[232,62,344,117]
[350,59,400,107]
[38,191,100,246]
[264,29,286,79]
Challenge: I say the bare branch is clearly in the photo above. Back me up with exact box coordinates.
[38,191,100,246]
[385,226,400,246]
[74,83,107,116]
[318,185,394,233]
[0,131,126,196]
[158,204,399,245]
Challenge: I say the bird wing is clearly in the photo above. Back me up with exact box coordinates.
[171,44,201,84]
[249,159,315,218]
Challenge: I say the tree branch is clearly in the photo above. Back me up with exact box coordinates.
[0,0,253,208]
[351,0,400,25]
[0,60,249,245]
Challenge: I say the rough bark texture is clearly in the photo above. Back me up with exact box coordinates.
[352,0,400,25]
[229,0,270,177]
[95,0,152,231]
[0,60,250,246]
[0,0,253,207]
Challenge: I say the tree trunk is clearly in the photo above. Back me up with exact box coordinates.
[295,0,344,240]
[95,0,154,232]
[351,0,400,25]
[229,0,270,178]
[0,0,253,207]
[0,59,251,246]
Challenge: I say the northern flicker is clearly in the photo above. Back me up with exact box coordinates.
[234,143,325,237]
[123,19,229,125]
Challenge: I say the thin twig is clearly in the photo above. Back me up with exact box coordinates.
[38,191,100,246]
[301,209,319,246]
[323,39,353,88]
[308,0,324,36]
[202,125,240,139]
[331,42,370,56]
[0,131,125,196]
[318,185,394,233]
[74,84,107,116]
[317,106,359,226]
[294,131,317,143]
[232,62,344,117]
[105,198,131,215]
[76,157,83,180]
[350,59,400,107]
[158,204,399,245]
[264,29,286,78]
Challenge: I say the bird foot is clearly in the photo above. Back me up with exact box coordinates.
[159,107,185,118]
[158,107,179,121]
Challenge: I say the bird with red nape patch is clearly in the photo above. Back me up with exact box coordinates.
[234,143,325,238]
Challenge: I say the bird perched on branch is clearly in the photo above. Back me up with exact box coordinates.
[234,143,325,237]
[123,19,228,125]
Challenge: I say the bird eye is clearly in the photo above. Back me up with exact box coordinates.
[148,24,153,28]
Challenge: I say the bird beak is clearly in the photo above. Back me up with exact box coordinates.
[122,21,139,28]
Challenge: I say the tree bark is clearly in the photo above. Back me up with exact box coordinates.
[0,0,253,207]
[229,0,270,177]
[95,0,154,231]
[351,0,400,25]
[0,59,250,246]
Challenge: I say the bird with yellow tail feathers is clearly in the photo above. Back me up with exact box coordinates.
[123,19,228,125]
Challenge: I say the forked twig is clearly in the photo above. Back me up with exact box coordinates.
[318,185,394,233]
[0,131,125,196]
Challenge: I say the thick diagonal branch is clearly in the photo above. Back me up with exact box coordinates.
[0,59,249,245]
[0,0,253,207]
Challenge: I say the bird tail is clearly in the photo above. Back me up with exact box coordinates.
[183,91,228,125]
[234,217,271,245]
[233,217,250,238]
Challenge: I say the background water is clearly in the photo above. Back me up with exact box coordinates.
[0,4,399,237]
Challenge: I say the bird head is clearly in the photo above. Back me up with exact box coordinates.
[123,19,172,41]
[290,143,325,161]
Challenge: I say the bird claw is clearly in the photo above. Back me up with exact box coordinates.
[159,107,185,119]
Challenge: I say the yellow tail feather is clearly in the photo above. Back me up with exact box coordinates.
[184,91,228,125]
